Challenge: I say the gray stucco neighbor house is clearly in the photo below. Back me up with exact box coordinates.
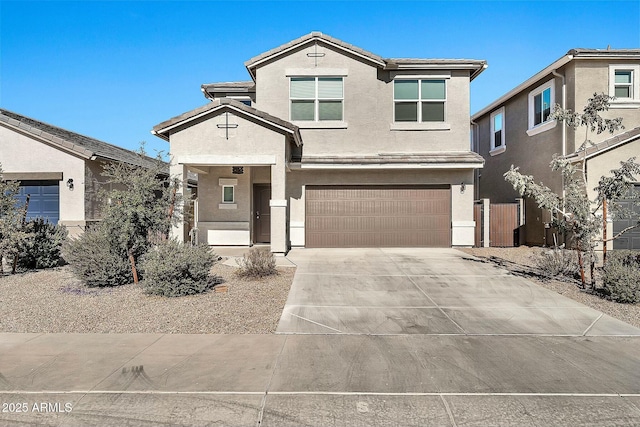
[472,48,640,249]
[153,32,486,253]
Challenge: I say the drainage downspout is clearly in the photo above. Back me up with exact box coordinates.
[470,119,480,201]
[551,68,566,243]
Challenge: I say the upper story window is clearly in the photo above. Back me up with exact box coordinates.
[609,65,640,108]
[394,79,446,122]
[490,107,506,155]
[526,80,556,136]
[290,77,343,121]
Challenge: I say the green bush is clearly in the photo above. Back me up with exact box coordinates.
[534,247,579,278]
[601,250,640,303]
[140,240,217,297]
[236,247,276,278]
[16,219,67,269]
[64,230,133,287]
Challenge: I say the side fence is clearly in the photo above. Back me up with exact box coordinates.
[474,199,523,247]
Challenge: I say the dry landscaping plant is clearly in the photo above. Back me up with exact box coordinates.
[601,250,640,304]
[534,247,579,279]
[236,247,277,278]
[140,240,219,297]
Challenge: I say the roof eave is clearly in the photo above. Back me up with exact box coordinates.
[471,54,575,120]
[244,34,386,79]
[152,101,302,147]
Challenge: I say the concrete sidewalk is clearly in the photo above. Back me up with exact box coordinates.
[2,248,640,426]
[1,333,640,426]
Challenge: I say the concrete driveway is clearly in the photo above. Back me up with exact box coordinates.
[277,248,640,336]
[2,248,640,426]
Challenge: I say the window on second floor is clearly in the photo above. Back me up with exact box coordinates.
[394,79,446,122]
[527,80,556,136]
[490,107,506,155]
[290,77,343,121]
[609,65,640,107]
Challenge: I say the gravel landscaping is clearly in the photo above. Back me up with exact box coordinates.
[458,246,640,329]
[0,261,294,334]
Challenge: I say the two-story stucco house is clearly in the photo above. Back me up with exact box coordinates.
[472,49,640,250]
[152,32,486,253]
[0,108,162,238]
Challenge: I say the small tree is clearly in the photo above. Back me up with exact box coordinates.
[505,94,639,288]
[0,164,29,273]
[66,146,183,286]
[97,147,182,283]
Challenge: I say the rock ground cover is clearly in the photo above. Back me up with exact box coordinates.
[0,261,294,334]
[458,246,640,329]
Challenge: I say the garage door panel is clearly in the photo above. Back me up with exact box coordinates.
[306,185,451,248]
[613,184,640,250]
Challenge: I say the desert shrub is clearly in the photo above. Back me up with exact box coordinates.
[16,219,67,269]
[140,240,216,297]
[64,230,133,287]
[534,247,579,278]
[236,247,276,278]
[601,251,640,303]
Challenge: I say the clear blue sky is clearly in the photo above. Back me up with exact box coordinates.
[1,1,639,157]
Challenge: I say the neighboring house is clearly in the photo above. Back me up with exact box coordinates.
[471,49,640,249]
[152,32,486,253]
[0,108,161,238]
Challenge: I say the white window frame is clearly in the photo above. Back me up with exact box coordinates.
[289,77,344,122]
[218,178,238,209]
[393,77,447,123]
[490,107,506,156]
[526,80,556,136]
[609,64,640,108]
[222,185,235,204]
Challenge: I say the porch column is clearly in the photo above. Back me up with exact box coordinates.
[270,159,287,253]
[170,163,188,243]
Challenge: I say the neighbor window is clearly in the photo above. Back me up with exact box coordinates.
[609,65,640,105]
[222,186,234,203]
[290,77,343,121]
[527,80,555,133]
[614,70,633,98]
[490,107,505,154]
[394,79,446,122]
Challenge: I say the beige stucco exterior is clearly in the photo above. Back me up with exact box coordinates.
[0,120,147,239]
[156,33,485,252]
[473,51,640,247]
[0,124,88,237]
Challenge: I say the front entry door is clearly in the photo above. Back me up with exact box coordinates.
[253,185,271,243]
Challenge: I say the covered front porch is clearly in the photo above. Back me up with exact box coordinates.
[152,99,302,254]
[172,160,288,253]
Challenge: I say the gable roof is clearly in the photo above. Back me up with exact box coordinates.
[472,48,640,120]
[201,81,255,99]
[0,109,161,169]
[151,98,302,146]
[244,31,487,81]
[565,126,640,162]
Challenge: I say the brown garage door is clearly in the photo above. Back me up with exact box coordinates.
[305,185,451,248]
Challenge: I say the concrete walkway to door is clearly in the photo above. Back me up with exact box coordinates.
[277,248,640,336]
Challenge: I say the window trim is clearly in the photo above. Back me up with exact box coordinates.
[222,185,235,204]
[393,77,447,123]
[609,64,640,108]
[527,80,556,136]
[218,178,238,209]
[490,107,506,155]
[289,76,344,122]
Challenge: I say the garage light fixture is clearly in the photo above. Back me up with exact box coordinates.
[460,182,466,194]
[66,178,74,190]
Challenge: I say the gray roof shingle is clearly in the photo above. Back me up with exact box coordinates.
[0,109,161,169]
[566,126,640,162]
[152,98,302,146]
